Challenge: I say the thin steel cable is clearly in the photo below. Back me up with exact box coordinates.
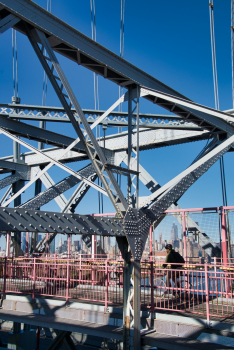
[209,0,228,206]
[231,0,234,108]
[90,0,102,213]
[119,0,125,113]
[12,29,15,97]
[42,0,51,106]
[15,31,18,97]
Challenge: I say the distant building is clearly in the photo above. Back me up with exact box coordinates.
[171,223,178,241]
[50,238,55,254]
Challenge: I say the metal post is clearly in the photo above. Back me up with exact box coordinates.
[205,263,210,326]
[123,240,132,350]
[92,235,96,259]
[25,232,29,255]
[12,96,22,258]
[149,225,153,261]
[183,212,187,262]
[6,232,10,257]
[3,256,7,297]
[133,260,141,350]
[150,261,154,315]
[105,259,108,312]
[32,257,36,299]
[127,86,132,206]
[66,258,69,303]
[136,85,140,209]
[35,326,40,350]
[221,207,228,265]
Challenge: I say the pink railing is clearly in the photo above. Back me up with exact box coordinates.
[1,257,234,321]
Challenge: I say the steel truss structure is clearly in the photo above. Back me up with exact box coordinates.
[0,1,234,349]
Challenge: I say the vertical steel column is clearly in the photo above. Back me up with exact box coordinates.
[136,86,140,209]
[122,238,133,350]
[183,212,187,262]
[133,260,141,350]
[25,232,29,255]
[6,232,10,257]
[127,86,132,206]
[149,225,153,261]
[12,96,22,257]
[92,235,96,258]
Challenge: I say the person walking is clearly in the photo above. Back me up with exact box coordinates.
[162,244,184,294]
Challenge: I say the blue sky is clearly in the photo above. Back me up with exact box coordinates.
[0,0,233,248]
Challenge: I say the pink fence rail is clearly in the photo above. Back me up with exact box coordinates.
[0,257,234,321]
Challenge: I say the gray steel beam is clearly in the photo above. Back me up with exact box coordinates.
[0,172,29,191]
[0,115,87,154]
[0,207,124,236]
[0,111,203,131]
[140,87,234,137]
[26,26,127,216]
[119,151,220,257]
[0,103,186,121]
[0,13,20,33]
[20,163,96,210]
[0,159,30,174]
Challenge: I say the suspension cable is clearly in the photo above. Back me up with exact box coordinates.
[209,0,228,206]
[12,29,19,99]
[119,0,125,114]
[231,0,234,108]
[90,0,103,215]
[42,0,51,106]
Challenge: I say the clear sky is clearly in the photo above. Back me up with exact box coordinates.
[0,0,233,248]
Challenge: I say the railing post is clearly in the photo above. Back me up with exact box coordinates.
[205,263,210,326]
[149,225,153,261]
[79,254,82,284]
[150,261,154,315]
[66,258,70,303]
[32,258,36,299]
[182,211,187,263]
[3,256,7,296]
[105,259,108,312]
[221,207,228,265]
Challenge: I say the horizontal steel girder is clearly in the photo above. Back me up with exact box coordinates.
[0,105,204,131]
[0,116,208,164]
[0,159,30,174]
[0,207,124,236]
[0,148,87,167]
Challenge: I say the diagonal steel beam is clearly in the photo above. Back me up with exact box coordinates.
[140,87,234,136]
[0,13,20,33]
[124,135,234,260]
[26,26,128,216]
[0,127,107,207]
[120,150,221,257]
[20,163,96,210]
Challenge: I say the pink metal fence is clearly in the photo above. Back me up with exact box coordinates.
[1,257,234,321]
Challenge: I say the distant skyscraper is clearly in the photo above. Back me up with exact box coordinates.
[171,223,178,241]
[159,233,162,244]
[21,232,26,251]
[50,238,55,254]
